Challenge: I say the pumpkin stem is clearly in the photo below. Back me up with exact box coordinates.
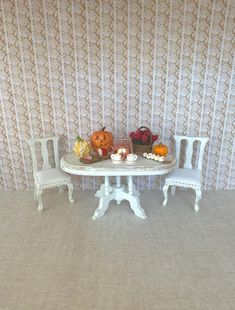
[76,136,84,142]
[101,127,106,131]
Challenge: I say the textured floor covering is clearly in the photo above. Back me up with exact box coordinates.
[0,189,234,310]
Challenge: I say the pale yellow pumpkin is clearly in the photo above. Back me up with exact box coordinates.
[73,136,91,157]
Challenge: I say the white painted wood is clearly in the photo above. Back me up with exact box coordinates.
[162,135,209,212]
[61,153,176,177]
[171,185,176,196]
[92,179,147,220]
[197,139,208,171]
[26,136,74,211]
[175,138,181,167]
[194,188,201,213]
[53,139,60,169]
[128,176,133,195]
[61,152,176,219]
[184,139,193,169]
[35,184,43,212]
[162,184,169,207]
[67,182,74,204]
[104,176,110,196]
[41,141,51,170]
[174,135,208,170]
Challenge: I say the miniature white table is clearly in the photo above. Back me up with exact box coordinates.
[60,153,176,220]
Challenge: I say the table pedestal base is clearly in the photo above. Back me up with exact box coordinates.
[92,176,147,220]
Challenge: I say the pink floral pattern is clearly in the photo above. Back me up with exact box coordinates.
[0,0,234,191]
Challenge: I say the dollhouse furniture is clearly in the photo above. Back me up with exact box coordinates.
[60,152,176,220]
[26,136,74,211]
[162,135,209,212]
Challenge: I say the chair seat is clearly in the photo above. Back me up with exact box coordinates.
[165,168,201,187]
[35,168,70,187]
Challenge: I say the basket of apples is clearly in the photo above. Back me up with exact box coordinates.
[129,126,158,155]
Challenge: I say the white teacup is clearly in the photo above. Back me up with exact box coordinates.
[126,153,138,162]
[111,153,122,162]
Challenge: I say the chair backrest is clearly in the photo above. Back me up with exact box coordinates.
[26,137,60,175]
[174,135,209,171]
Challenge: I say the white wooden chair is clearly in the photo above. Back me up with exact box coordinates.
[162,135,209,212]
[26,136,74,211]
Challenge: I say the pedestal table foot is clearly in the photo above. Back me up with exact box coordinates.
[128,195,147,219]
[92,194,114,220]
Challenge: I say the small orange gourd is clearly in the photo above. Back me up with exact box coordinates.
[90,127,113,152]
[152,143,168,157]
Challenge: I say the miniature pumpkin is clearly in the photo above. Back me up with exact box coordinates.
[73,136,91,157]
[90,127,113,152]
[152,143,168,157]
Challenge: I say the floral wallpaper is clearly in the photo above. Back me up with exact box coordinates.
[0,0,234,191]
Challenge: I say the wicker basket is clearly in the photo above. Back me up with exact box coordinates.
[131,126,153,155]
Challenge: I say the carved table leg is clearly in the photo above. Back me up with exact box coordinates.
[92,176,147,220]
[95,176,112,198]
[127,195,147,219]
[128,176,133,195]
[93,177,113,220]
[92,193,116,220]
[126,176,147,219]
[115,176,123,205]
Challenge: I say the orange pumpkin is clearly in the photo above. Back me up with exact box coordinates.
[152,143,168,157]
[90,127,113,152]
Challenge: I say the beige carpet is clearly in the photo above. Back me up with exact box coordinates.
[0,189,234,310]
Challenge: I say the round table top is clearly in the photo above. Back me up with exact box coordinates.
[60,152,176,177]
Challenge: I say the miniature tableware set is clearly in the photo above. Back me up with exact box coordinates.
[111,153,138,163]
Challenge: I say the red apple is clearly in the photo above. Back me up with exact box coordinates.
[97,148,108,156]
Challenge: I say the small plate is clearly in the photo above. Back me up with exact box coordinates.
[125,160,137,164]
[111,160,123,164]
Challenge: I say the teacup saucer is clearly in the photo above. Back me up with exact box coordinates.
[111,159,122,164]
[125,160,137,164]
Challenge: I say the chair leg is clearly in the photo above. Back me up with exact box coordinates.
[35,187,43,212]
[194,188,201,213]
[171,186,176,196]
[162,184,169,207]
[59,186,64,193]
[33,187,37,201]
[67,182,74,204]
